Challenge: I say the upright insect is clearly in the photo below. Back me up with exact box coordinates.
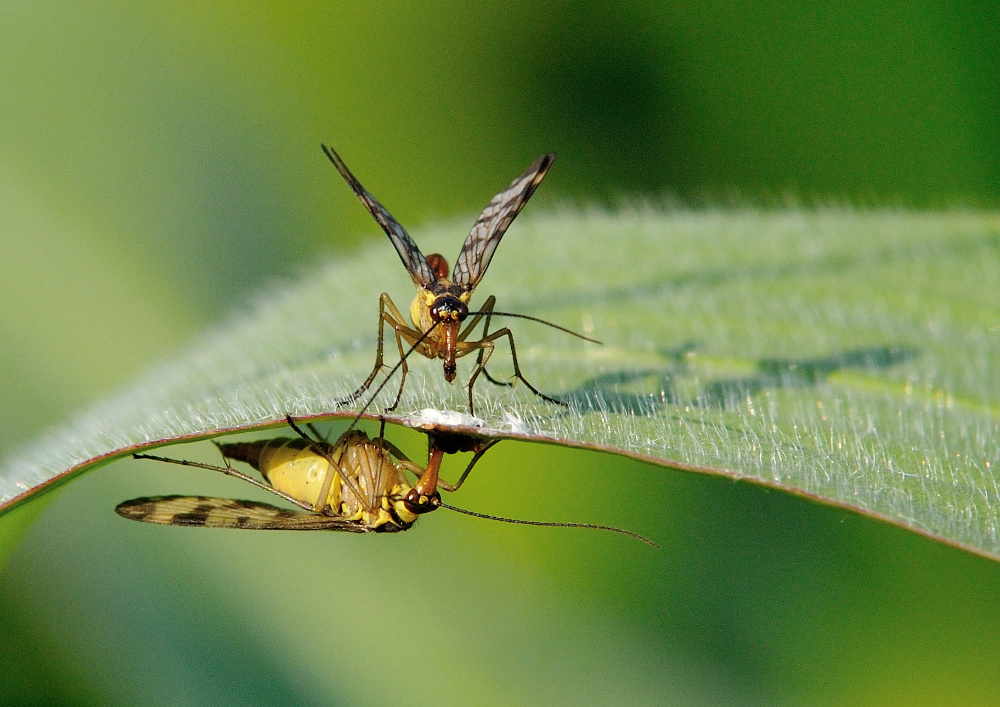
[117,418,497,532]
[324,146,592,415]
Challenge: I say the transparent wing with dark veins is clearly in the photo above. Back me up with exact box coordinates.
[321,144,435,288]
[453,153,555,292]
[115,495,370,531]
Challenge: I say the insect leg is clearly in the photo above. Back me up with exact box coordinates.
[338,293,412,406]
[465,327,569,409]
[367,418,393,507]
[475,296,517,389]
[385,323,410,412]
[377,437,415,466]
[306,422,328,440]
[396,459,426,483]
[461,295,514,388]
[456,294,492,341]
[481,367,513,387]
[434,439,500,492]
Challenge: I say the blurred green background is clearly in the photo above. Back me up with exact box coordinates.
[2,2,999,704]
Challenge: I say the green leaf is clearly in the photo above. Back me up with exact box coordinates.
[2,207,998,561]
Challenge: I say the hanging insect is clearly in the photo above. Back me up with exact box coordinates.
[324,145,597,415]
[116,417,491,532]
[116,415,655,545]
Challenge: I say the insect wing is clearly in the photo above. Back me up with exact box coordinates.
[322,144,435,287]
[115,495,368,532]
[453,153,555,292]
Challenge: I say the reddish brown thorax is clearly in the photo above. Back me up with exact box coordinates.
[425,253,449,280]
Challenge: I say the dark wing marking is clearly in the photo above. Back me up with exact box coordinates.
[453,153,555,292]
[115,496,369,532]
[321,144,435,288]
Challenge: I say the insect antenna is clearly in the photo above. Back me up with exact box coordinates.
[469,310,602,344]
[438,502,659,548]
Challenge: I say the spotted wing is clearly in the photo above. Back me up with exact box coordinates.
[115,495,369,532]
[321,144,435,288]
[453,153,555,292]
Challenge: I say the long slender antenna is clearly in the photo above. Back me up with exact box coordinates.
[439,502,659,548]
[468,310,601,344]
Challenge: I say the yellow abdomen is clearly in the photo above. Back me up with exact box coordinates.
[218,433,415,526]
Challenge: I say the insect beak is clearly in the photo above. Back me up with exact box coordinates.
[442,320,460,383]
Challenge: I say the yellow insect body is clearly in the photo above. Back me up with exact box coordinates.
[238,438,335,509]
[217,431,422,530]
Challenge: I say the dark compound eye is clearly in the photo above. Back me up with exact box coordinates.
[429,296,468,322]
[403,489,441,515]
